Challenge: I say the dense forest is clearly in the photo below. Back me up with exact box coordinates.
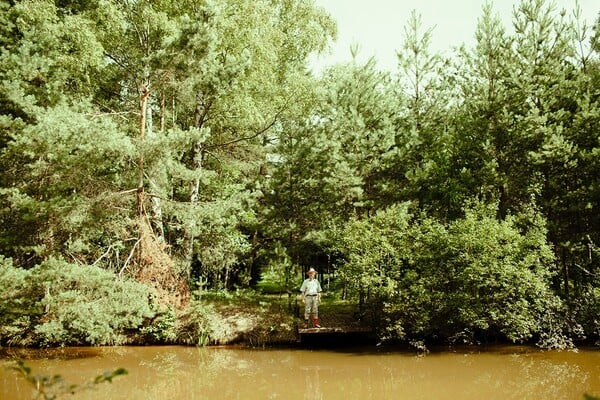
[0,0,599,349]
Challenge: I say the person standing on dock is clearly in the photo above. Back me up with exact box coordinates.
[300,267,323,328]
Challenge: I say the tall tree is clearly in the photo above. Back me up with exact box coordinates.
[383,10,456,217]
[260,58,399,277]
[0,0,336,292]
[451,2,516,217]
[150,0,336,286]
[452,0,600,312]
[529,6,600,307]
[0,0,130,266]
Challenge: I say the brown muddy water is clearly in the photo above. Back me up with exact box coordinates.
[1,345,599,400]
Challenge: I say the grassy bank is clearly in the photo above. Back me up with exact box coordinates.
[1,257,371,348]
[195,291,370,347]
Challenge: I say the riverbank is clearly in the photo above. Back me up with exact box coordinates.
[196,292,371,347]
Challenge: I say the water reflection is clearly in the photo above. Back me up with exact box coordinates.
[302,367,323,400]
[1,345,599,400]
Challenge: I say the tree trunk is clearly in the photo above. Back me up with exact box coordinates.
[136,85,150,265]
[146,101,165,242]
[182,97,207,278]
[137,85,150,220]
[561,246,570,304]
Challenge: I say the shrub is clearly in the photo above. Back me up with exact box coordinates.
[573,285,600,345]
[0,256,37,345]
[176,298,227,346]
[0,257,156,346]
[434,205,567,346]
[31,258,156,346]
[140,307,178,344]
[336,202,569,347]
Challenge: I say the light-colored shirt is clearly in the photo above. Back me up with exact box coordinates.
[300,278,322,296]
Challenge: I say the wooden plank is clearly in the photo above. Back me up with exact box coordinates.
[298,327,372,334]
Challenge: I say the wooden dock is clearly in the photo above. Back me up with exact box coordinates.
[297,325,374,345]
[298,326,373,335]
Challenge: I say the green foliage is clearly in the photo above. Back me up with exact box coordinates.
[32,259,155,346]
[0,103,136,265]
[0,258,155,346]
[0,0,133,267]
[0,0,336,283]
[255,241,298,294]
[0,0,103,115]
[447,0,600,312]
[335,202,412,298]
[260,59,400,272]
[0,256,32,345]
[336,201,568,347]
[176,298,226,346]
[10,359,127,400]
[139,307,177,344]
[573,284,600,343]
[434,204,569,347]
[0,0,599,348]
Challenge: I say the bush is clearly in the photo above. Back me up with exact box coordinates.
[574,285,600,344]
[140,307,177,344]
[0,256,36,345]
[0,257,156,346]
[433,205,568,346]
[336,202,569,347]
[176,298,225,346]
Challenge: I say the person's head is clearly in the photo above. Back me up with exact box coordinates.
[306,267,317,278]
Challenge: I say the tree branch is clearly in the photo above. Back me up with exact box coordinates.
[204,97,292,149]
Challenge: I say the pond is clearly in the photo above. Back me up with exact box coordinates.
[1,345,599,399]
